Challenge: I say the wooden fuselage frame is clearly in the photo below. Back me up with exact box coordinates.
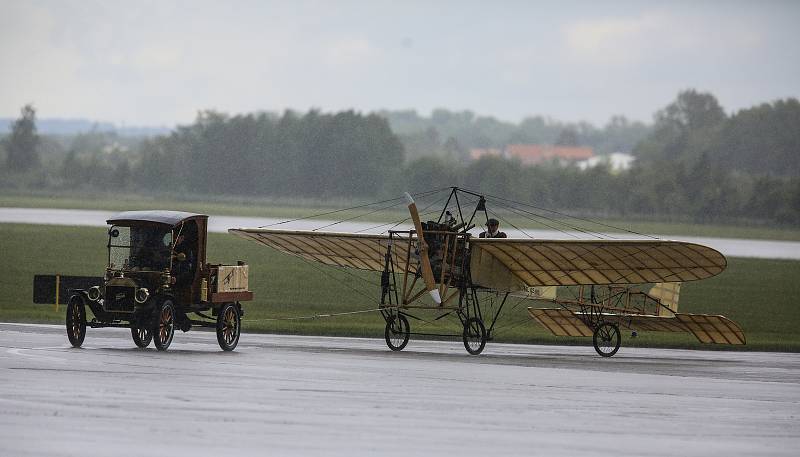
[382,229,472,310]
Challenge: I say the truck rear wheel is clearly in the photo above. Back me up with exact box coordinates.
[216,303,241,351]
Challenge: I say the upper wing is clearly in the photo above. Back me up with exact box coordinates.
[230,229,727,288]
[228,228,405,271]
[470,238,726,289]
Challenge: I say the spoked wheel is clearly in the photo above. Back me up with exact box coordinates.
[153,299,175,351]
[65,295,87,348]
[593,322,621,357]
[462,317,487,355]
[216,303,241,351]
[131,327,152,348]
[384,314,410,351]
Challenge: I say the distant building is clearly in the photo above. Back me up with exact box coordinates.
[577,152,635,172]
[505,144,594,166]
[470,144,594,166]
[469,147,503,160]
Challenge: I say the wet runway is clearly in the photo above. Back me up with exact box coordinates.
[1,322,798,456]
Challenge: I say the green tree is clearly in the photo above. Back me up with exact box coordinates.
[60,150,84,187]
[128,108,404,198]
[463,156,523,199]
[717,98,800,177]
[555,127,580,146]
[657,89,726,132]
[402,156,459,194]
[4,104,40,171]
[635,90,726,163]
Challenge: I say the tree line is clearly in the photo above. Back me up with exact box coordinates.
[380,109,651,162]
[1,90,798,226]
[134,110,403,197]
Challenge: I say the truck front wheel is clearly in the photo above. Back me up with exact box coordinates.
[66,295,87,348]
[153,299,175,351]
[131,327,152,348]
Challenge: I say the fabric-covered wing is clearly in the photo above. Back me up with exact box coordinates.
[528,308,594,337]
[674,313,746,345]
[228,228,406,271]
[471,239,726,290]
[528,308,745,345]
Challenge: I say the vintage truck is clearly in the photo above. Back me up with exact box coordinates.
[65,211,253,351]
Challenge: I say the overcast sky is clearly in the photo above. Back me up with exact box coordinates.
[1,0,798,128]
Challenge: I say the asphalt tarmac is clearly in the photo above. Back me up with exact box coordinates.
[1,322,798,456]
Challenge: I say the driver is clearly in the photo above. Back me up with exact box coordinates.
[173,230,196,285]
[132,228,171,269]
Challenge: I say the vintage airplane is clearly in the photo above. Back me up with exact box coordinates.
[229,187,745,356]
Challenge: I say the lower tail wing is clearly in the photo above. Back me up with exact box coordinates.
[528,307,746,345]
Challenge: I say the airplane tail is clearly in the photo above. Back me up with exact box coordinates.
[650,282,681,316]
[528,286,557,300]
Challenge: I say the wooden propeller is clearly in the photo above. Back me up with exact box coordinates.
[404,192,441,304]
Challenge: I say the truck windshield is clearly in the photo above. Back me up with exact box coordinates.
[108,225,173,271]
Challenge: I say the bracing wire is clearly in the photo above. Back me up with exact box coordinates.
[354,190,452,233]
[474,189,660,240]
[291,255,379,303]
[312,198,409,231]
[246,306,389,323]
[257,187,450,229]
[479,194,610,239]
[487,295,537,334]
[486,207,536,239]
[490,200,590,239]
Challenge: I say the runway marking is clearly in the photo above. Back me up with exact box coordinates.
[5,346,72,364]
[7,367,162,375]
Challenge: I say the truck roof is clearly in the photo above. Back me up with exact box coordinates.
[106,210,208,227]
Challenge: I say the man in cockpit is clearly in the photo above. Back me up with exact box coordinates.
[479,218,507,238]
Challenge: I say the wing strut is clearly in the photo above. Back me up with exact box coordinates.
[404,192,442,304]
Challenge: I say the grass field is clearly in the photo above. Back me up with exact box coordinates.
[2,192,800,241]
[2,222,799,351]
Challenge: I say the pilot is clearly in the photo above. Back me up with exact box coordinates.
[479,218,507,238]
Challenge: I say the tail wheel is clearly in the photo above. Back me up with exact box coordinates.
[384,314,410,351]
[153,299,175,351]
[593,322,621,357]
[131,327,152,348]
[216,303,241,351]
[65,295,87,348]
[462,317,486,355]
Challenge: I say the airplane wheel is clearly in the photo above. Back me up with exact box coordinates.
[65,295,87,348]
[462,317,486,355]
[131,327,152,348]
[384,314,410,351]
[216,303,241,351]
[593,323,621,357]
[153,299,175,351]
